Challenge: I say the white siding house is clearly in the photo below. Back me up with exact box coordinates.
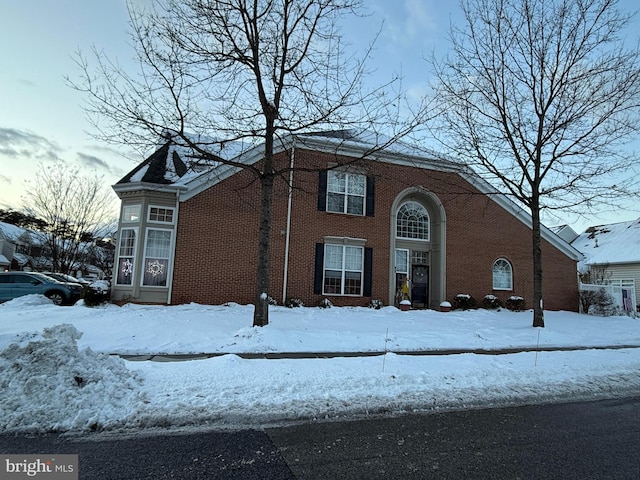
[571,218,640,312]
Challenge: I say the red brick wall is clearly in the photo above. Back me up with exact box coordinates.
[171,148,578,311]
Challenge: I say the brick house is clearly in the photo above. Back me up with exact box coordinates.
[110,131,581,310]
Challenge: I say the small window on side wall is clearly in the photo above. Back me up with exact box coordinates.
[148,206,175,224]
[122,205,141,223]
[492,258,513,290]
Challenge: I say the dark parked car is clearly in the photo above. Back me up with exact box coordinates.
[0,272,84,305]
[42,272,91,287]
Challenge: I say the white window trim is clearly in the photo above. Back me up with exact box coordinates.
[322,243,364,296]
[492,258,513,291]
[140,227,173,288]
[121,205,141,223]
[147,205,176,224]
[326,171,366,216]
[115,227,138,286]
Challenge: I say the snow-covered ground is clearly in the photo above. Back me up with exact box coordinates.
[1,295,640,434]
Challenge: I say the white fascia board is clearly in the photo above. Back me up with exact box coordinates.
[111,182,187,197]
[584,259,639,267]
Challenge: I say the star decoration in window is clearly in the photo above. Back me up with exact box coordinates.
[121,259,133,276]
[146,259,165,277]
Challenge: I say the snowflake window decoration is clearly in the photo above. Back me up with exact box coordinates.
[121,259,133,276]
[146,259,165,277]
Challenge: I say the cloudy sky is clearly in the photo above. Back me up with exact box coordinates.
[0,0,637,232]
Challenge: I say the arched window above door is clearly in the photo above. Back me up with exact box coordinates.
[396,201,430,241]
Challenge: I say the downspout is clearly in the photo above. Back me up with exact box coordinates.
[167,189,180,305]
[282,141,296,304]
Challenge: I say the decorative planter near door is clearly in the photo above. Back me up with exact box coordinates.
[440,301,452,312]
[399,300,412,311]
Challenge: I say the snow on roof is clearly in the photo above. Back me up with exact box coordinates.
[117,134,250,187]
[571,217,640,268]
[11,253,32,266]
[297,129,444,161]
[0,221,27,243]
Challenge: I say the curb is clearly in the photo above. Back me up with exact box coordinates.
[117,344,640,362]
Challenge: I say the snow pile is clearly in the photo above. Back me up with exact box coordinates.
[0,324,144,433]
[1,296,640,434]
[128,348,640,431]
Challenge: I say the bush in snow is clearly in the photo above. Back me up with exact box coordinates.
[368,299,384,309]
[83,281,110,307]
[506,296,526,311]
[285,297,304,308]
[482,294,503,309]
[267,296,278,306]
[582,288,618,317]
[318,298,333,308]
[453,294,476,310]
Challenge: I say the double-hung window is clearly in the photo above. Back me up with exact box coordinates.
[323,244,364,295]
[142,229,172,287]
[327,171,366,215]
[116,228,137,285]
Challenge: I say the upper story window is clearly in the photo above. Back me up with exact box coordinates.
[327,171,366,215]
[148,206,175,224]
[492,258,513,290]
[396,201,430,240]
[122,205,141,223]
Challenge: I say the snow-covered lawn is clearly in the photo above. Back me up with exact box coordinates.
[1,295,639,434]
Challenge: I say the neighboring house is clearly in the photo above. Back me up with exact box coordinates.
[0,221,108,279]
[110,131,582,311]
[0,222,34,271]
[571,218,640,311]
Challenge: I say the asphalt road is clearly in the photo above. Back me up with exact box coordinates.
[2,396,639,479]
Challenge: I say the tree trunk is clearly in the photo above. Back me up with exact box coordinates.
[253,114,276,327]
[531,198,545,328]
[253,172,274,326]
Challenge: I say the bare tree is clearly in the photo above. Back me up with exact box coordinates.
[22,163,117,276]
[70,0,425,326]
[430,0,640,327]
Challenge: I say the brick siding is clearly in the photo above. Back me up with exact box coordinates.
[171,148,579,311]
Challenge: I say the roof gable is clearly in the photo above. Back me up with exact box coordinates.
[113,130,582,261]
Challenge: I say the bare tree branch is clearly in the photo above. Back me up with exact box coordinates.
[429,0,640,327]
[67,0,430,325]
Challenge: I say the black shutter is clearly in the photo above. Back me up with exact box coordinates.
[317,170,327,212]
[365,176,375,216]
[363,247,373,296]
[314,243,324,294]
